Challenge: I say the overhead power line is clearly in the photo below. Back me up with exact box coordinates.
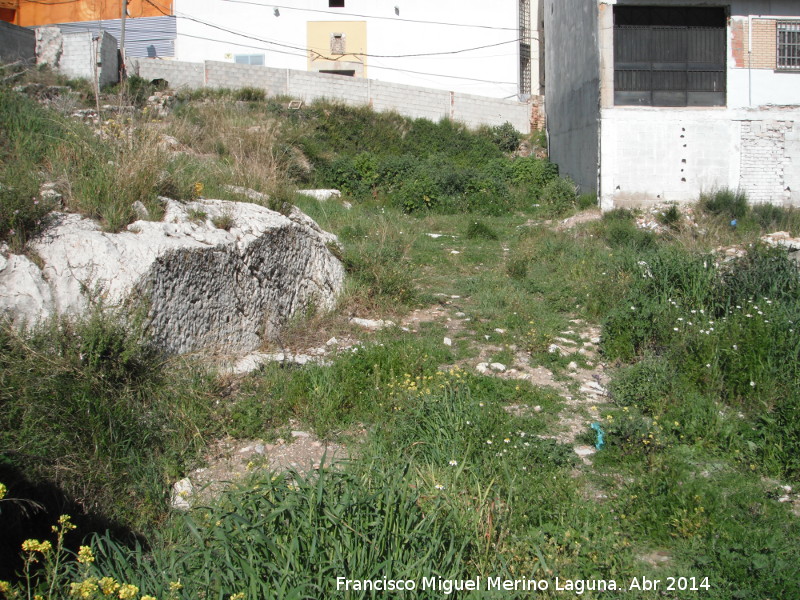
[144,1,522,60]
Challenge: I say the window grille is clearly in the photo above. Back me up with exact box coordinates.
[613,7,726,106]
[777,21,800,70]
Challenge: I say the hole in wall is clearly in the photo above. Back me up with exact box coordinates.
[681,178,686,182]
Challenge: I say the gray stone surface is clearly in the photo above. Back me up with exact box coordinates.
[0,199,344,354]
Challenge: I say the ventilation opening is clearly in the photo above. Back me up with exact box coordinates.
[329,0,345,7]
[319,69,355,77]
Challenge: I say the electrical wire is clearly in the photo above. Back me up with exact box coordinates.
[142,0,520,86]
[145,1,523,60]
[172,30,517,85]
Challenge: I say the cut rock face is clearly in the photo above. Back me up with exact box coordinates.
[0,199,345,354]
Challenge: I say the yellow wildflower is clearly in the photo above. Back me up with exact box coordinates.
[70,578,99,599]
[21,539,52,553]
[141,596,158,600]
[99,577,120,596]
[0,581,10,593]
[193,182,204,197]
[0,483,6,500]
[169,581,183,592]
[230,593,245,600]
[77,545,95,564]
[118,583,139,600]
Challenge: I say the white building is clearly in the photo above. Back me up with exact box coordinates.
[544,0,800,209]
[170,0,542,99]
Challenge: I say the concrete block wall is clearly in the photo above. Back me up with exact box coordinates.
[36,28,118,86]
[130,58,533,133]
[0,21,36,64]
[370,80,450,122]
[58,32,94,81]
[134,58,204,89]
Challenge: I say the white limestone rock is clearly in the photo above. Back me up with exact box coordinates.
[0,199,345,354]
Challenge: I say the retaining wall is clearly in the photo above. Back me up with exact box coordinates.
[131,58,535,133]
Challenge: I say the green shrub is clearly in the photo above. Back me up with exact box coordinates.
[540,177,577,216]
[699,189,748,219]
[510,157,559,190]
[465,220,498,240]
[479,121,522,153]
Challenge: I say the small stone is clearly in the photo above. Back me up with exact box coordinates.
[450,250,460,254]
[476,362,490,374]
[455,312,466,317]
[443,337,452,346]
[350,317,394,330]
[426,233,444,239]
[132,201,150,220]
[590,336,601,344]
[171,478,194,510]
[254,443,266,454]
[568,361,578,370]
[533,405,542,412]
[490,362,506,372]
[326,337,338,346]
[548,344,562,355]
[494,328,506,334]
[573,445,597,458]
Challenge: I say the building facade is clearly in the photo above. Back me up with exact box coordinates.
[545,0,800,209]
[2,1,543,101]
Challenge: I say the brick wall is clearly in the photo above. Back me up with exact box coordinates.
[739,120,797,204]
[130,58,534,134]
[731,18,778,70]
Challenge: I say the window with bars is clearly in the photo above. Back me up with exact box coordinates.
[613,6,726,107]
[778,21,800,70]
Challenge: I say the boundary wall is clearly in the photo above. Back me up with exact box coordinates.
[130,58,537,134]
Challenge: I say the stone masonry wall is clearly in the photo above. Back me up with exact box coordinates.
[131,58,536,134]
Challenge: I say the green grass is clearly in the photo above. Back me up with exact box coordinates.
[2,78,800,599]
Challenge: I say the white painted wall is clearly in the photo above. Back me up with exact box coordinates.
[599,107,800,210]
[171,0,525,98]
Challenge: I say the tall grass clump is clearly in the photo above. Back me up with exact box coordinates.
[87,464,472,599]
[0,312,220,532]
[698,189,748,219]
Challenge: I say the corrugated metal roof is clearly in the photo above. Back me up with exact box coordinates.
[49,15,176,58]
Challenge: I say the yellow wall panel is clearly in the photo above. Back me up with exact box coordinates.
[307,21,366,78]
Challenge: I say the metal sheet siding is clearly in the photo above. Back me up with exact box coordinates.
[50,15,176,58]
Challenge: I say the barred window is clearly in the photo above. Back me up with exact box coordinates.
[777,21,800,71]
[614,7,727,107]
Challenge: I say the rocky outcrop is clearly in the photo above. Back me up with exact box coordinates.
[0,199,345,354]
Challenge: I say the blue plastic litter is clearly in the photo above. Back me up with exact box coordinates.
[730,219,737,227]
[590,422,605,450]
